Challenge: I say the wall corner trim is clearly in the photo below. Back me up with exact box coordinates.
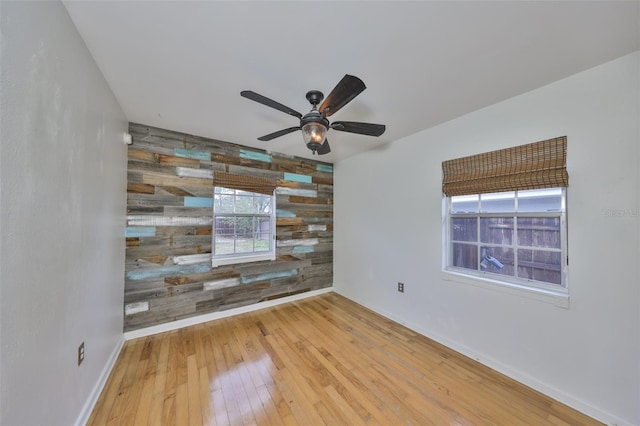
[124,287,333,341]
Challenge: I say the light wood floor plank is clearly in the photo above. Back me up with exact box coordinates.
[186,355,203,426]
[147,334,170,425]
[89,293,602,426]
[160,333,179,426]
[86,341,136,425]
[210,387,230,426]
[105,340,146,425]
[175,382,189,425]
[198,366,213,425]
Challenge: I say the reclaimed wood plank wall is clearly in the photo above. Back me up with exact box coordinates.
[124,123,333,332]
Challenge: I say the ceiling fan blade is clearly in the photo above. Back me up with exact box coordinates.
[257,126,300,141]
[317,139,331,155]
[331,121,386,137]
[318,75,366,117]
[241,91,303,119]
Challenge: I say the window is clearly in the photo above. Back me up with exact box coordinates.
[213,187,275,266]
[446,188,567,291]
[442,136,569,297]
[211,172,277,267]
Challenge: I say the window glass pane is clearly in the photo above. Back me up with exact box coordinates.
[255,217,271,252]
[480,246,514,277]
[480,192,515,213]
[234,194,255,213]
[451,243,477,270]
[451,218,477,242]
[256,196,272,214]
[215,187,235,195]
[253,241,269,252]
[517,217,561,249]
[215,195,235,213]
[517,249,561,285]
[235,216,253,237]
[518,188,562,212]
[214,237,235,255]
[480,217,514,245]
[214,213,235,255]
[254,234,270,252]
[215,217,235,236]
[451,195,479,213]
[256,217,270,233]
[236,237,253,253]
[237,214,254,254]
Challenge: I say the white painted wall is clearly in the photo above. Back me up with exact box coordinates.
[334,52,639,425]
[0,2,128,424]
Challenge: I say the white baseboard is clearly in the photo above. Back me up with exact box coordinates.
[334,290,629,426]
[124,287,333,341]
[75,337,125,426]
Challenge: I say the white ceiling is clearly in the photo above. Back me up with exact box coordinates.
[63,1,639,163]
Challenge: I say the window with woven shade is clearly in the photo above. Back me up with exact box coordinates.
[212,172,277,267]
[442,136,568,196]
[442,137,569,299]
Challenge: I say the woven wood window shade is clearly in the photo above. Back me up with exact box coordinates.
[442,136,568,197]
[213,172,276,195]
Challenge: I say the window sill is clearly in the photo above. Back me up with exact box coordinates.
[212,253,275,268]
[442,269,569,308]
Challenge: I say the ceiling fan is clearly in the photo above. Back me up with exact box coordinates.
[241,74,386,155]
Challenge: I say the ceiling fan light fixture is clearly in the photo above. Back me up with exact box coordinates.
[300,109,329,153]
[301,121,327,144]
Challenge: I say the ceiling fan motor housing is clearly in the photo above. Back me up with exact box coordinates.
[300,110,329,129]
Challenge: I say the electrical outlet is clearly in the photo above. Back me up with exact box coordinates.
[78,342,85,366]
[398,282,404,293]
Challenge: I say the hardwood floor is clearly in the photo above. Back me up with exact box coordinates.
[88,292,601,425]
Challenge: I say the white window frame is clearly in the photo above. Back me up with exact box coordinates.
[442,188,569,306]
[212,187,276,267]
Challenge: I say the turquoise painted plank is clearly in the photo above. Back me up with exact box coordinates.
[316,164,333,173]
[126,226,156,238]
[283,172,312,183]
[276,209,297,218]
[239,149,272,163]
[292,246,314,254]
[184,196,213,208]
[126,262,211,281]
[174,148,211,161]
[241,269,297,284]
